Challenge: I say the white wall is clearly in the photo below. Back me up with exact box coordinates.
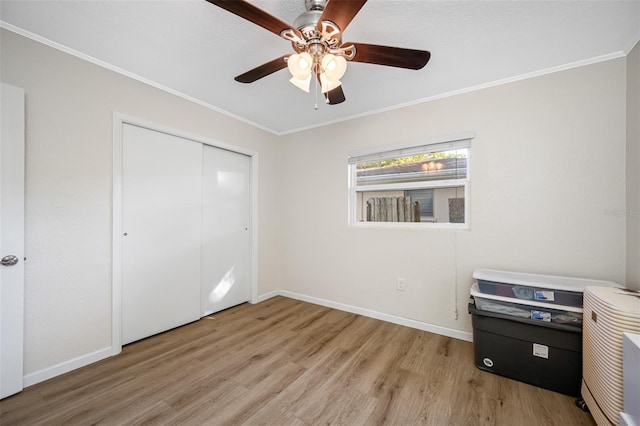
[280,57,627,335]
[626,40,640,290]
[0,29,282,378]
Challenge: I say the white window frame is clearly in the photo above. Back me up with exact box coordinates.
[348,132,474,229]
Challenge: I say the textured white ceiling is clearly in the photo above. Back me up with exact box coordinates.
[1,0,639,134]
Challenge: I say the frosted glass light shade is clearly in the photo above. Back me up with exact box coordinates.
[287,52,313,80]
[321,54,347,81]
[289,75,312,92]
[288,52,347,94]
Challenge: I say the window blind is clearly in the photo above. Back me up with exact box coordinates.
[348,138,471,165]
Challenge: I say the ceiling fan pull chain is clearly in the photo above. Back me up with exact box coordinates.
[314,72,319,110]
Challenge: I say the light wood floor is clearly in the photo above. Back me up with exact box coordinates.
[1,296,595,425]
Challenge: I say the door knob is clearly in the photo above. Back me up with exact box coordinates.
[1,255,19,266]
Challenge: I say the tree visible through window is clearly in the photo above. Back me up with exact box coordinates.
[348,137,471,228]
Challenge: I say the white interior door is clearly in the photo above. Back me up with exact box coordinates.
[201,145,251,315]
[122,124,202,345]
[1,83,25,399]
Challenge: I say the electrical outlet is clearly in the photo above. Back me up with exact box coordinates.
[397,278,406,291]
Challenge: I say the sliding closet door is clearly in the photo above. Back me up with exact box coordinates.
[122,124,202,344]
[201,145,251,316]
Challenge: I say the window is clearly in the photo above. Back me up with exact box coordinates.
[348,135,472,228]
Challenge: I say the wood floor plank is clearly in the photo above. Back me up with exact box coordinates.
[242,345,357,425]
[290,322,395,422]
[250,409,310,426]
[0,296,596,426]
[285,310,360,368]
[162,379,249,425]
[311,387,379,426]
[209,360,308,426]
[95,400,177,426]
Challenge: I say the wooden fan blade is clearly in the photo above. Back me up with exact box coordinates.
[347,42,431,70]
[315,72,346,105]
[234,55,289,83]
[207,0,301,39]
[325,85,346,105]
[317,0,366,33]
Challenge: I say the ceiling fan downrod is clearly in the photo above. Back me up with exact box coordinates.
[294,0,327,29]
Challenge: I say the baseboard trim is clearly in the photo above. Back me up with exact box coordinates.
[264,290,473,342]
[256,290,279,303]
[23,346,119,388]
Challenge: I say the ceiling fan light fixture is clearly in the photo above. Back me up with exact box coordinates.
[321,54,347,81]
[289,74,312,92]
[287,52,313,80]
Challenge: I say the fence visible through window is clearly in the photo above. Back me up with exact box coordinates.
[348,136,471,228]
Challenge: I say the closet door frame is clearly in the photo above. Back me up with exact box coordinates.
[111,112,259,353]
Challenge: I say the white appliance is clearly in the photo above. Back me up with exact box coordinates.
[582,287,640,425]
[620,332,640,426]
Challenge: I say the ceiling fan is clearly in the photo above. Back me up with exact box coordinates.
[207,0,431,105]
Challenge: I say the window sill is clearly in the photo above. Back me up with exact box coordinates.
[349,221,470,230]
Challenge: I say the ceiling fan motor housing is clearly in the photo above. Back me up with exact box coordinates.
[290,0,351,67]
[294,0,327,30]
